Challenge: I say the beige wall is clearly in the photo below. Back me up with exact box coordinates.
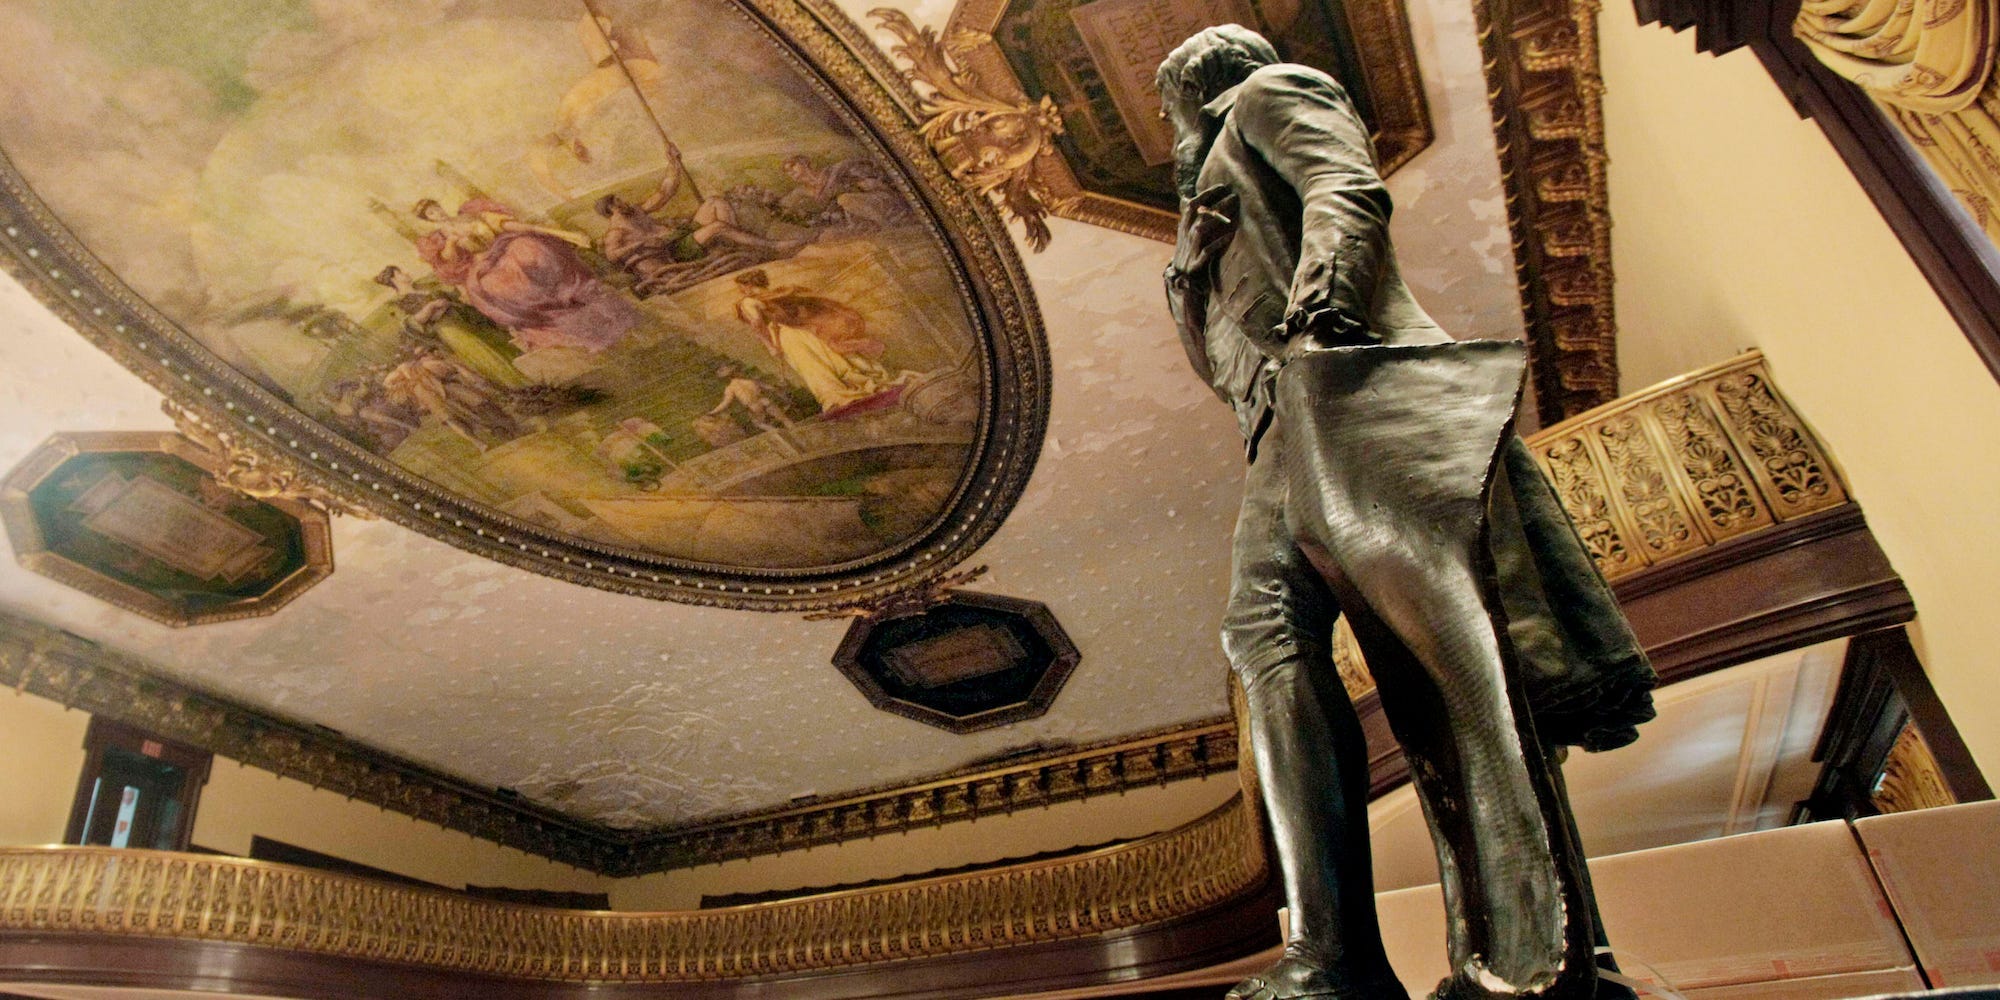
[192,759,610,894]
[1600,14,2000,771]
[612,772,1241,911]
[0,691,90,846]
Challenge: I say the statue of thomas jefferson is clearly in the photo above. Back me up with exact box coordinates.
[1156,26,1657,1000]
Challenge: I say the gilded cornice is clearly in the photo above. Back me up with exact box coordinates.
[628,718,1238,870]
[0,796,1265,982]
[0,608,1234,874]
[1474,0,1622,423]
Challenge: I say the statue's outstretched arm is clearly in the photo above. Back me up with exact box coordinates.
[1233,66,1390,342]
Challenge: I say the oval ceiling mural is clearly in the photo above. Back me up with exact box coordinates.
[0,0,1046,610]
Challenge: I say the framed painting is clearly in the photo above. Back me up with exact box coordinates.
[0,0,1046,611]
[0,432,334,626]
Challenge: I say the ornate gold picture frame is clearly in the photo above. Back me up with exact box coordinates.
[0,0,1047,612]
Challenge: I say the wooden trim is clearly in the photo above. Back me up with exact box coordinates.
[1611,503,1914,682]
[1630,0,2000,384]
[62,717,211,851]
[1804,627,1993,821]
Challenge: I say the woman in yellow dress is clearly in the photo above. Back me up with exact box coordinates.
[731,268,904,415]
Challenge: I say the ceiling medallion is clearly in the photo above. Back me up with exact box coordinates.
[831,591,1080,733]
[0,0,1046,611]
[0,433,334,627]
[877,0,1433,246]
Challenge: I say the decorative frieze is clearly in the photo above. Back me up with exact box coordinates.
[0,795,1265,981]
[1523,351,1850,580]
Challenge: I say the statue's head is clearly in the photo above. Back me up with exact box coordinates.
[1154,25,1279,200]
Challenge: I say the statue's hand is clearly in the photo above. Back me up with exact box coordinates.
[1281,251,1373,349]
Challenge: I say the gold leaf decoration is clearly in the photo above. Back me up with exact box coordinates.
[871,8,1067,251]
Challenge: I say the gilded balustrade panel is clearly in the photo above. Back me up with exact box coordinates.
[1525,351,1848,580]
[0,794,1264,983]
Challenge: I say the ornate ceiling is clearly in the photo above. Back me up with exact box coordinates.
[0,0,1524,842]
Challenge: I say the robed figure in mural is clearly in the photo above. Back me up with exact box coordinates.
[1155,27,1657,1000]
[414,196,641,355]
[733,268,903,414]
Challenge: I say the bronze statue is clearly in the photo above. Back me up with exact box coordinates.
[1155,26,1657,1000]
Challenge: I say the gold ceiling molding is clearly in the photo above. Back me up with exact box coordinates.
[1523,350,1850,581]
[1473,0,1622,423]
[632,718,1238,870]
[0,607,1235,873]
[0,797,1264,982]
[163,401,371,520]
[0,609,620,870]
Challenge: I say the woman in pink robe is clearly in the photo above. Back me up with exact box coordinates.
[414,197,640,354]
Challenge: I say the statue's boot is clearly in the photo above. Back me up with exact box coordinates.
[1229,652,1410,1000]
[1274,342,1599,1000]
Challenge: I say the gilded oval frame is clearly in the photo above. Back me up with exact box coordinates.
[0,0,1047,612]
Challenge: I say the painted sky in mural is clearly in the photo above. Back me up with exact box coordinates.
[0,0,982,570]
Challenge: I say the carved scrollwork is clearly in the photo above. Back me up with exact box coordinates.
[1712,371,1847,516]
[1650,393,1770,539]
[870,9,1066,251]
[1595,413,1703,561]
[164,400,371,519]
[1871,721,1958,814]
[1534,433,1640,575]
[1525,351,1852,579]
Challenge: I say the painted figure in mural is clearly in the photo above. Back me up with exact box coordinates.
[372,266,527,389]
[732,268,906,415]
[707,363,795,433]
[324,374,422,454]
[413,197,641,354]
[1155,26,1656,1000]
[381,344,520,450]
[780,155,912,230]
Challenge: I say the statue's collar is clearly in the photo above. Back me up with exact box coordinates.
[1200,81,1246,123]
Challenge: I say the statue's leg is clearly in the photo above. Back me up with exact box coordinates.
[1273,343,1596,1000]
[1223,429,1408,1000]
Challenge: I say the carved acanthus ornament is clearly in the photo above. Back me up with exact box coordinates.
[801,564,989,621]
[164,400,371,519]
[872,9,1067,250]
[1524,351,1849,581]
[1871,721,1958,814]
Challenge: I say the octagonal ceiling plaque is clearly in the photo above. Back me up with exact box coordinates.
[0,0,1045,611]
[0,433,333,627]
[832,592,1080,733]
